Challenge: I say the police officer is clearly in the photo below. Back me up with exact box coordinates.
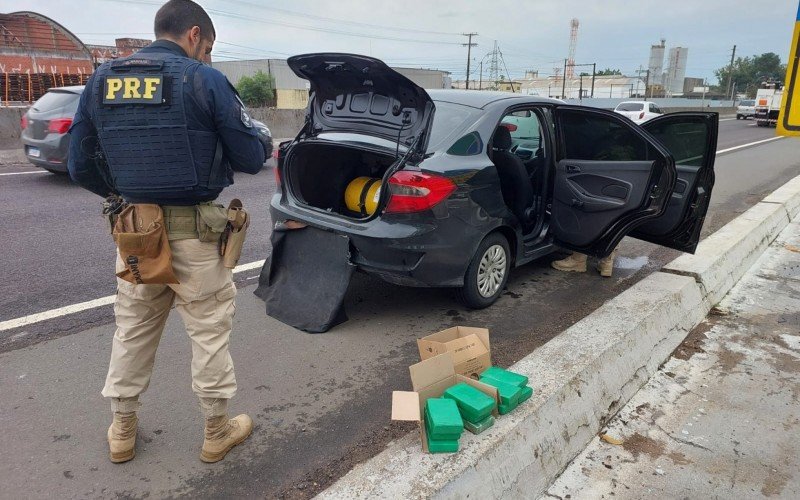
[68,0,264,464]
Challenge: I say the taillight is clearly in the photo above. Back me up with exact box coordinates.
[639,111,645,120]
[20,114,28,130]
[48,118,73,134]
[385,171,456,214]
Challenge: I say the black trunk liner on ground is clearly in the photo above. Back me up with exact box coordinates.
[255,225,355,333]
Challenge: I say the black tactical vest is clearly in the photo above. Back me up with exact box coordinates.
[91,52,224,196]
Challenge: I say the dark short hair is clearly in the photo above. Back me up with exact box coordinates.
[154,0,216,41]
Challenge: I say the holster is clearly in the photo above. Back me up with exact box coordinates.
[112,204,180,285]
[219,199,249,269]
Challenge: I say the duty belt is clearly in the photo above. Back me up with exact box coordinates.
[161,205,200,241]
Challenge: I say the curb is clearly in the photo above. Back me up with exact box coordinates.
[317,173,800,499]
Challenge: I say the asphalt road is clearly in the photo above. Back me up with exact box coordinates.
[0,118,798,499]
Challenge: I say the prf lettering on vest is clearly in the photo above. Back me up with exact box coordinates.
[104,75,164,104]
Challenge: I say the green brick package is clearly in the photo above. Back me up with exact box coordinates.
[443,383,496,423]
[480,366,529,388]
[425,398,463,440]
[463,415,495,435]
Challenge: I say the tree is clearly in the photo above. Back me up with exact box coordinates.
[236,70,276,108]
[595,68,622,76]
[715,53,786,98]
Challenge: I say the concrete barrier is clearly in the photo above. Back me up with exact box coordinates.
[0,107,27,140]
[318,172,800,499]
[663,201,792,308]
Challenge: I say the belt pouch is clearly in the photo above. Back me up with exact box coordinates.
[113,204,180,285]
[221,199,249,269]
[196,204,229,242]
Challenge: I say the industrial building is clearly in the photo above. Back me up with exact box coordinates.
[88,38,152,66]
[211,58,452,109]
[0,11,93,75]
[648,39,666,86]
[516,74,646,99]
[664,46,689,96]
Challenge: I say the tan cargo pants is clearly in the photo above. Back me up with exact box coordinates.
[101,238,238,402]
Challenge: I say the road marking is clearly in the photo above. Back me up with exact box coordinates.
[0,259,266,332]
[0,170,47,176]
[0,134,790,333]
[716,136,784,154]
[719,118,737,122]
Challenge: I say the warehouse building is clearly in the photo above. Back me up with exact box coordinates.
[211,58,451,109]
[517,74,647,99]
[0,11,93,75]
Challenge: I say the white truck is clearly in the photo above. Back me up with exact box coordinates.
[754,81,784,127]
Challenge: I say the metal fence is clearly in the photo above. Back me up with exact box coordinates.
[1,73,90,105]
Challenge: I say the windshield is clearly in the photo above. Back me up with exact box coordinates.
[616,103,644,111]
[740,100,755,106]
[32,91,81,113]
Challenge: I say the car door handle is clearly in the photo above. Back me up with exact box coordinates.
[566,164,581,173]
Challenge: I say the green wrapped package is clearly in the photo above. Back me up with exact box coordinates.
[480,366,529,388]
[443,383,496,423]
[426,430,459,453]
[519,385,533,403]
[478,377,522,407]
[498,402,515,415]
[463,415,495,435]
[425,398,464,440]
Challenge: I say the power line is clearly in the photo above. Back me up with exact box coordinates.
[102,0,464,46]
[222,0,461,36]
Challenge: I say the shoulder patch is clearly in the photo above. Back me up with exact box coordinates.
[241,107,253,128]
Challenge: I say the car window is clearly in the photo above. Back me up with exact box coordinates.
[616,103,644,112]
[645,120,708,167]
[560,110,650,161]
[31,91,80,113]
[741,100,755,107]
[498,108,545,158]
[427,101,483,153]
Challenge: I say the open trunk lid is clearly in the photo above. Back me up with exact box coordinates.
[287,53,435,153]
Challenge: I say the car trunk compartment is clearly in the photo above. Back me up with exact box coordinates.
[285,141,400,219]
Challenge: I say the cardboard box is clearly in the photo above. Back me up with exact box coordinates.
[417,326,491,379]
[392,351,499,452]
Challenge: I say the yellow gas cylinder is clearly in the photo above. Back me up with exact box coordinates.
[345,177,381,216]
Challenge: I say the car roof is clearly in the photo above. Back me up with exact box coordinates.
[47,85,85,94]
[426,89,562,109]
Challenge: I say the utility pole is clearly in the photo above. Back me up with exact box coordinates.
[479,61,483,90]
[462,33,478,89]
[644,69,650,100]
[591,62,596,97]
[579,73,583,102]
[562,58,568,98]
[725,45,736,100]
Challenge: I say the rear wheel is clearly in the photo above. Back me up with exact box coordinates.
[456,232,510,309]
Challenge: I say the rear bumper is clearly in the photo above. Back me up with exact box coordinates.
[21,134,69,172]
[269,194,481,287]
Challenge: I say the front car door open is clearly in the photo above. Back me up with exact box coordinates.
[631,112,718,253]
[550,106,677,256]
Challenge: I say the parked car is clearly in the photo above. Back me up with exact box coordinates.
[252,118,273,161]
[614,101,663,124]
[273,53,717,308]
[737,99,756,120]
[20,85,84,173]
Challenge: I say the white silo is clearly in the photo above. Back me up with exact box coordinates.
[648,39,666,86]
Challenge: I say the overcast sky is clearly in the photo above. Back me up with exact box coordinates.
[10,0,800,83]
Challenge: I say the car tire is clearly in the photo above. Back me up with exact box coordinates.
[456,232,511,309]
[736,114,742,120]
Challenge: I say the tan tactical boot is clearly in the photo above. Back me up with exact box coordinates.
[597,250,618,277]
[107,412,138,463]
[551,252,588,273]
[200,414,253,463]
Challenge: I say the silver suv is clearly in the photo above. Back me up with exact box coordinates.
[737,99,755,120]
